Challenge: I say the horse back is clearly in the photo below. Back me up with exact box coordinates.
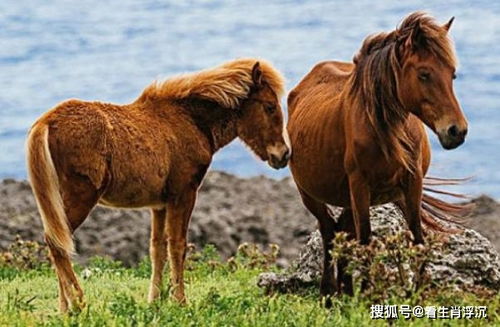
[287,60,353,117]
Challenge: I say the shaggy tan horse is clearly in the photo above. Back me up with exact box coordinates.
[287,12,469,303]
[27,58,290,312]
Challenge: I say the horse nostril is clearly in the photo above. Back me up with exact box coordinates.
[283,148,291,160]
[447,125,459,138]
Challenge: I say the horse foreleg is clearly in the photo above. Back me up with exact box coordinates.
[148,208,168,302]
[348,172,372,245]
[297,188,336,304]
[336,208,356,295]
[165,189,197,304]
[402,170,425,244]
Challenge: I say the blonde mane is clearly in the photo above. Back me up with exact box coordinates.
[139,58,285,109]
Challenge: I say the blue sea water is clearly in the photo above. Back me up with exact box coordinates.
[0,1,499,197]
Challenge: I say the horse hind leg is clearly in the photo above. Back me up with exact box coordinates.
[48,243,83,312]
[28,123,100,311]
[297,188,337,305]
[49,174,99,312]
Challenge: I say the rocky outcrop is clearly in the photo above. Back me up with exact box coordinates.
[1,173,499,270]
[258,203,500,292]
[0,172,315,266]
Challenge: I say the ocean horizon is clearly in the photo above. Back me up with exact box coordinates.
[1,1,499,197]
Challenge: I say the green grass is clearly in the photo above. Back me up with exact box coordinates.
[0,246,498,327]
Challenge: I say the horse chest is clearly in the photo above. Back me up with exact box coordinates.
[368,169,406,205]
[370,185,404,205]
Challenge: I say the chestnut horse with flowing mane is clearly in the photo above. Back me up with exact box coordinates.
[27,58,290,312]
[287,12,469,302]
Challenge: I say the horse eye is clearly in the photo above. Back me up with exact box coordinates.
[452,73,457,80]
[265,105,276,114]
[418,72,430,81]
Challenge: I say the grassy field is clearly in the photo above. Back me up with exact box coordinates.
[0,244,498,326]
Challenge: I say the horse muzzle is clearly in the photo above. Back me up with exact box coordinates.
[438,124,467,150]
[267,144,291,169]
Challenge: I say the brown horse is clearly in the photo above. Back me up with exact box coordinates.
[26,58,290,312]
[287,12,469,301]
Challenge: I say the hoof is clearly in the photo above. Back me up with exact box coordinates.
[319,285,335,309]
[148,291,160,304]
[342,279,354,296]
[172,292,187,305]
[322,296,333,309]
[67,300,85,315]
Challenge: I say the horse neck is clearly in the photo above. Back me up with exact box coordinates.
[345,69,410,132]
[174,97,239,153]
[210,117,239,152]
[347,89,414,171]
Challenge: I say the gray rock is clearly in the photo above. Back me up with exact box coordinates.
[0,172,315,266]
[258,203,500,292]
[2,173,499,271]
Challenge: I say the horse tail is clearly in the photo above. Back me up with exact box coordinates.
[420,176,473,232]
[26,122,74,254]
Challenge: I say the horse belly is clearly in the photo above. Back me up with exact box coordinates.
[99,184,166,209]
[288,108,350,206]
[290,155,351,207]
[291,148,407,208]
[294,169,405,208]
[99,160,170,209]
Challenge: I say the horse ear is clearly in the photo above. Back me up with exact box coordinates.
[252,62,263,89]
[443,16,455,32]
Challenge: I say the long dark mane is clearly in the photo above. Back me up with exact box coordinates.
[348,12,457,171]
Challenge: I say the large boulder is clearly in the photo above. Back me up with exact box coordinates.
[258,203,500,292]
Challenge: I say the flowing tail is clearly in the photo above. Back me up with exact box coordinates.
[26,123,74,254]
[420,176,474,232]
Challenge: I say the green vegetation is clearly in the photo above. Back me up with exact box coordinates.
[0,240,498,326]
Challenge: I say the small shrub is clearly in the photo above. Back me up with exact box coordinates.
[186,243,222,271]
[227,243,280,270]
[0,235,49,270]
[331,231,442,302]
